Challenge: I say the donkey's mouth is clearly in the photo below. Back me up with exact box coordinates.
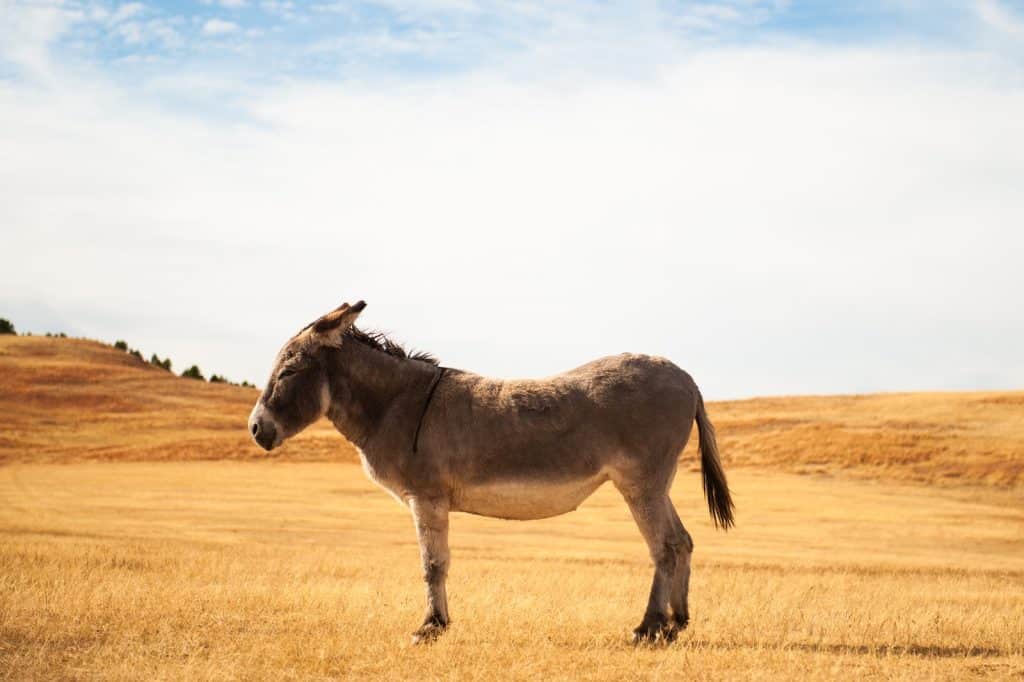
[255,438,276,452]
[250,418,278,451]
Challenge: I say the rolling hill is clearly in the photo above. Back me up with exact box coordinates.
[1,335,1021,486]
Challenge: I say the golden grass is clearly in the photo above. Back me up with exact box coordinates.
[2,462,1022,680]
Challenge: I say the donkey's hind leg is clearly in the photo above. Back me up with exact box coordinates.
[665,499,694,630]
[621,492,680,643]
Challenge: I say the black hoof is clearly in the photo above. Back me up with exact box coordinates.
[632,616,677,644]
[411,616,448,645]
[671,611,689,631]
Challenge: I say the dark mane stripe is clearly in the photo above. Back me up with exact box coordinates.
[346,326,440,366]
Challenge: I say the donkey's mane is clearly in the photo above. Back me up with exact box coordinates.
[346,326,440,366]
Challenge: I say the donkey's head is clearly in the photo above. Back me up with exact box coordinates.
[248,300,366,451]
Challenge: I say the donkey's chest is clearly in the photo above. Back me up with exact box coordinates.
[356,448,410,505]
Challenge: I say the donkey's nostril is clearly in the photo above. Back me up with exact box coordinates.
[251,422,260,436]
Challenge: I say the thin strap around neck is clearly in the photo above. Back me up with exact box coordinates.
[412,367,446,454]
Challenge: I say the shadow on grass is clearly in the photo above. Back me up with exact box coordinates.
[683,638,1007,659]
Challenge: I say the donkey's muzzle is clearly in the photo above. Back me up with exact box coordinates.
[249,415,277,451]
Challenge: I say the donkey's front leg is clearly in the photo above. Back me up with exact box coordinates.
[409,497,450,644]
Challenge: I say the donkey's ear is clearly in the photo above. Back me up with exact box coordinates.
[311,300,366,344]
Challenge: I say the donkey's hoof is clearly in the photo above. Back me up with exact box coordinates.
[632,618,677,645]
[671,611,689,631]
[411,620,448,645]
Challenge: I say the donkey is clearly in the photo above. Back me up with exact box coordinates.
[249,300,734,644]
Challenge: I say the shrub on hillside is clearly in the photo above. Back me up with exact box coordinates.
[150,354,172,371]
[0,318,15,335]
[114,340,128,351]
[181,365,205,381]
[128,349,143,361]
[209,374,228,384]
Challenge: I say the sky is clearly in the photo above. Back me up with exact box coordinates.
[2,0,1023,398]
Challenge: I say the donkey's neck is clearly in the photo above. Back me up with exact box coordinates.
[324,339,437,449]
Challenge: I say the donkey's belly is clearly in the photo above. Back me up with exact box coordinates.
[452,473,608,520]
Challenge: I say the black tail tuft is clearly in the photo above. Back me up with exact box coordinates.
[695,390,734,530]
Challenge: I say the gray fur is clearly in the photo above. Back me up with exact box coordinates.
[249,300,734,643]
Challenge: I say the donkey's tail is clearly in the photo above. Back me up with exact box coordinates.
[695,390,734,529]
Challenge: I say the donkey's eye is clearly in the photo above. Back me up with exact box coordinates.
[278,368,298,380]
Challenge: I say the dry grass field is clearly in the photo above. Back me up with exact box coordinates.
[2,463,1022,680]
[2,335,1023,679]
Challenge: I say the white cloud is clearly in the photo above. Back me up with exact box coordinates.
[201,18,240,35]
[113,20,144,43]
[148,19,183,47]
[2,47,1023,395]
[310,2,353,13]
[691,4,742,22]
[347,0,479,14]
[110,14,182,48]
[307,28,456,57]
[260,1,295,16]
[110,2,147,25]
[974,0,1024,38]
[0,0,83,77]
[260,1,303,23]
[202,0,248,8]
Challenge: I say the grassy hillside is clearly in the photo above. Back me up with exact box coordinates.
[0,335,346,463]
[708,392,1024,486]
[1,335,1022,486]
